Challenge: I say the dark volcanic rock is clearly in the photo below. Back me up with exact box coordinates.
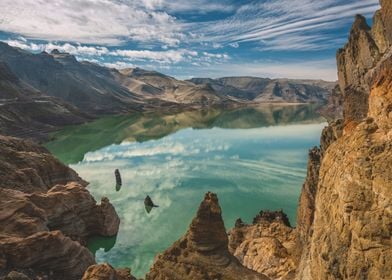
[146,192,268,280]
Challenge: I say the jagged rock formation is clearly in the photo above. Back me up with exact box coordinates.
[0,136,120,280]
[82,263,136,280]
[228,211,298,280]
[295,2,392,279]
[146,192,268,280]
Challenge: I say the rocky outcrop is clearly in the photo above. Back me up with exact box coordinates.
[295,2,392,279]
[0,135,120,280]
[228,211,297,280]
[146,192,268,280]
[336,15,379,124]
[82,263,136,280]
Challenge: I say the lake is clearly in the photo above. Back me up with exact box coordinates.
[46,105,325,278]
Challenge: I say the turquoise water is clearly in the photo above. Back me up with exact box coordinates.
[46,105,325,278]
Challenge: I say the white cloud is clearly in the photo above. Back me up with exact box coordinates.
[3,39,229,66]
[0,0,183,45]
[4,39,109,56]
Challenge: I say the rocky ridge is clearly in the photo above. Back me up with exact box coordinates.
[0,135,121,280]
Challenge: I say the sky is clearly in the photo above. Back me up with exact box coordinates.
[0,0,380,81]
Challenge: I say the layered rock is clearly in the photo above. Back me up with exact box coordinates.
[82,263,136,280]
[0,135,120,280]
[336,15,379,124]
[295,2,392,279]
[0,135,85,193]
[228,211,297,280]
[146,192,268,280]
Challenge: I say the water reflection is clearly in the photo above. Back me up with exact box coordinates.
[88,235,117,255]
[46,104,323,164]
[46,104,326,278]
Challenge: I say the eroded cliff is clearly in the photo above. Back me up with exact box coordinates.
[296,1,392,279]
[0,136,120,280]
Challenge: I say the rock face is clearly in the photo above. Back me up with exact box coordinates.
[336,15,379,124]
[0,135,85,193]
[318,85,343,121]
[82,263,136,280]
[228,211,297,280]
[0,135,120,280]
[295,2,392,279]
[146,192,268,280]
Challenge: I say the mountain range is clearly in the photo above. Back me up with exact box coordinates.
[0,42,336,140]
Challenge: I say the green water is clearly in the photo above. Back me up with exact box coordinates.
[46,105,325,278]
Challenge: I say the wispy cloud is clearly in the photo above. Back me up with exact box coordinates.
[0,0,381,80]
[187,0,380,50]
[0,0,183,45]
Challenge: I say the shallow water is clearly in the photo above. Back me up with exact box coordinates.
[46,105,325,278]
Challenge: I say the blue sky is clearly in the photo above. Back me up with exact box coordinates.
[0,0,380,80]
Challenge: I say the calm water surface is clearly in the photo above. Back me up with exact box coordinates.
[46,105,325,278]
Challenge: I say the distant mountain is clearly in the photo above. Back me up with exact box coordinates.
[114,68,230,107]
[0,62,89,140]
[0,42,143,114]
[188,77,336,103]
[0,41,337,140]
